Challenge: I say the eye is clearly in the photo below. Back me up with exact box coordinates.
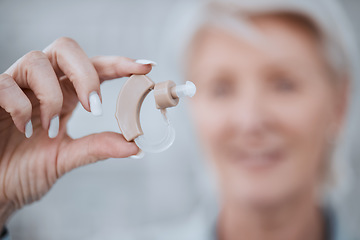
[205,71,236,99]
[212,81,233,97]
[272,76,297,92]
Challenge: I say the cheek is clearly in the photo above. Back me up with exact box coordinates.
[270,93,335,179]
[275,97,332,147]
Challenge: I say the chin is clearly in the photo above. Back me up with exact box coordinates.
[214,148,317,208]
[224,183,284,208]
[241,188,291,208]
[220,168,306,209]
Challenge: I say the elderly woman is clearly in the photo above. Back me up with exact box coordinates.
[148,0,357,239]
[0,0,357,239]
[174,0,357,239]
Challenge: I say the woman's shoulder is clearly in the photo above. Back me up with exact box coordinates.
[134,203,355,240]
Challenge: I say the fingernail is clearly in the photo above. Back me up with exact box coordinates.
[89,91,102,116]
[135,59,157,66]
[48,115,59,139]
[25,120,33,138]
[130,150,145,159]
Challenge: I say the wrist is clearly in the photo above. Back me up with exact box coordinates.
[0,201,15,230]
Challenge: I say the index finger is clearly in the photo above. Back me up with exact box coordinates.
[91,56,155,82]
[44,37,101,113]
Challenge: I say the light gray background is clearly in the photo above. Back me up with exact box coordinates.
[0,0,359,239]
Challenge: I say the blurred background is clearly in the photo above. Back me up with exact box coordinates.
[0,0,360,239]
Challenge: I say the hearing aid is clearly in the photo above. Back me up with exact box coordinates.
[115,74,196,154]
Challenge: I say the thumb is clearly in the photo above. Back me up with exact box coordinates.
[57,132,139,177]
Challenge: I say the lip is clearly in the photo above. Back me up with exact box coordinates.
[229,148,284,170]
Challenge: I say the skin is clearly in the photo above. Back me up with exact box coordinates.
[188,15,348,240]
[0,37,153,228]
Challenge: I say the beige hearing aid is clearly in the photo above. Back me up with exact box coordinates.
[115,74,196,153]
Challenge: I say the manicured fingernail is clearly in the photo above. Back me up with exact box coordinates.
[25,120,33,138]
[130,150,145,159]
[135,59,157,66]
[48,115,59,139]
[89,91,102,116]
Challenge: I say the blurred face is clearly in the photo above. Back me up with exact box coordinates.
[188,15,347,207]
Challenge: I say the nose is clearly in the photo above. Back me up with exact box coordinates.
[229,84,268,138]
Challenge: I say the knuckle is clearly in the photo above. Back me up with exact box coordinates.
[20,51,49,71]
[22,51,48,68]
[0,74,15,91]
[54,37,79,48]
[24,50,47,62]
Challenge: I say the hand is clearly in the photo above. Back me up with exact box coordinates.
[0,37,153,227]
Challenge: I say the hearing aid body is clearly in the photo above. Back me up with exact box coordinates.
[115,75,196,153]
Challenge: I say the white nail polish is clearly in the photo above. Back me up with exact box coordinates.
[135,59,157,66]
[25,120,33,138]
[48,115,59,139]
[130,150,145,159]
[89,91,102,116]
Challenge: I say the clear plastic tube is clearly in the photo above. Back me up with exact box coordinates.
[134,117,175,153]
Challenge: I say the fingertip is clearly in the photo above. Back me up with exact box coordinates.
[25,120,33,138]
[90,132,139,158]
[130,149,145,159]
[122,140,140,156]
[139,64,153,74]
[135,59,157,66]
[91,56,155,81]
[89,91,103,116]
[134,59,156,74]
[48,115,59,138]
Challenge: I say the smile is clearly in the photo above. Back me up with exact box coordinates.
[229,148,284,170]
